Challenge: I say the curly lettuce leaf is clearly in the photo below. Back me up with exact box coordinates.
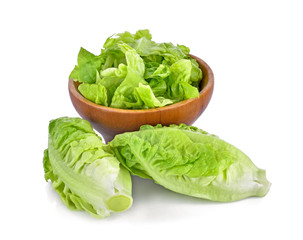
[134,83,173,108]
[78,82,108,106]
[145,63,170,80]
[109,124,271,202]
[148,79,167,97]
[43,117,132,218]
[110,44,147,108]
[69,47,103,83]
[166,59,199,101]
[177,44,190,55]
[190,58,203,86]
[101,63,128,78]
[101,30,151,69]
[134,29,152,40]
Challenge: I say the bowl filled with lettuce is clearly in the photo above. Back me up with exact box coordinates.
[69,29,214,142]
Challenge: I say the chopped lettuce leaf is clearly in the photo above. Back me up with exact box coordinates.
[166,59,199,101]
[70,47,103,83]
[70,29,203,109]
[78,82,108,106]
[134,83,173,108]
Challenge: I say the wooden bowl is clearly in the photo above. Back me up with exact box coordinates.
[69,55,214,142]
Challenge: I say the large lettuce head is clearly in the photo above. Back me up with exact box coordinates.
[109,124,271,202]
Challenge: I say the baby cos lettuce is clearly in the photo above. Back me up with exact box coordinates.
[43,117,132,218]
[110,124,271,202]
[69,29,202,109]
[43,117,270,218]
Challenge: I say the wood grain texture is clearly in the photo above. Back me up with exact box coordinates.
[68,55,214,142]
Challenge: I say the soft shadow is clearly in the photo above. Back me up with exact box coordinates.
[44,183,100,222]
[44,176,226,222]
[125,175,224,222]
[131,175,209,204]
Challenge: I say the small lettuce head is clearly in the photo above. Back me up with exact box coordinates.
[43,117,132,218]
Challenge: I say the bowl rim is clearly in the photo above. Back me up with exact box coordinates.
[68,54,214,113]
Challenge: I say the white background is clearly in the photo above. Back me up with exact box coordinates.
[1,0,302,239]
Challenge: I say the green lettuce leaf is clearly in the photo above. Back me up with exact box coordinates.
[103,31,136,49]
[78,83,108,106]
[110,44,148,109]
[190,58,203,86]
[78,72,108,106]
[148,79,167,97]
[177,44,190,55]
[109,124,271,202]
[166,59,199,101]
[43,117,132,218]
[145,63,170,80]
[69,47,103,83]
[134,29,152,40]
[134,83,173,108]
[101,63,128,78]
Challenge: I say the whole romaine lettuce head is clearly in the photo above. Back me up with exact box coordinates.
[109,124,271,202]
[43,117,132,218]
[69,29,202,109]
